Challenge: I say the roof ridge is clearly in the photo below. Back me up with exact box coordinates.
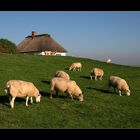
[26,34,51,38]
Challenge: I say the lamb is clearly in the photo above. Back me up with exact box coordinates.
[69,62,82,71]
[50,77,83,101]
[55,70,70,80]
[5,80,41,108]
[90,68,104,80]
[108,76,130,96]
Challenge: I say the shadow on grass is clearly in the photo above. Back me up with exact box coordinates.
[40,91,69,100]
[41,80,50,85]
[80,76,90,80]
[87,87,115,94]
[53,92,69,99]
[52,92,69,99]
[0,95,27,108]
[64,68,69,71]
[0,95,9,107]
[40,91,50,97]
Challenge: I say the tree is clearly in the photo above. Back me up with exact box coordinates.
[0,39,18,54]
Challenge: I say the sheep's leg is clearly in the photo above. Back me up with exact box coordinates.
[95,76,97,80]
[30,97,33,104]
[113,88,116,93]
[10,97,16,109]
[9,96,12,102]
[70,95,73,100]
[25,96,29,106]
[90,75,92,80]
[50,90,53,99]
[118,90,122,96]
[69,93,73,100]
[99,76,102,80]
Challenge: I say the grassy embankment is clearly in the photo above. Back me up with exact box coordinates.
[0,53,140,128]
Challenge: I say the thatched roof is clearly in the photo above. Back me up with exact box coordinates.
[17,32,67,53]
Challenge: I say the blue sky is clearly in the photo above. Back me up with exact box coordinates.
[0,11,140,66]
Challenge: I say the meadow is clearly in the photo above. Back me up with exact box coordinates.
[0,53,140,128]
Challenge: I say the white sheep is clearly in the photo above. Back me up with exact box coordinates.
[5,80,41,108]
[69,62,82,71]
[55,70,70,80]
[108,76,130,96]
[106,58,112,63]
[90,68,104,80]
[50,77,83,101]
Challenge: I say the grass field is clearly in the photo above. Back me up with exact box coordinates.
[0,53,140,128]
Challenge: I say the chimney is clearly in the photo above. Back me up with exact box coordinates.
[31,31,37,38]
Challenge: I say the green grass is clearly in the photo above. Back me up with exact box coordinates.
[0,53,140,128]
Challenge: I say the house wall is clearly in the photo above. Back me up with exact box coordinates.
[33,51,67,56]
[33,52,45,55]
[55,52,66,56]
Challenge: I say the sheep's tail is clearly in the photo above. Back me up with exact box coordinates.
[5,82,10,94]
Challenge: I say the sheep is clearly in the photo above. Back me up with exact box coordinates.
[50,77,83,101]
[106,58,112,63]
[90,68,104,80]
[55,70,70,80]
[5,80,41,108]
[69,62,82,71]
[108,76,130,96]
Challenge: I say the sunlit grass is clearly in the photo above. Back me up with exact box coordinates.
[0,53,140,128]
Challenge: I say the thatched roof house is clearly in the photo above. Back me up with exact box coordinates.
[17,31,67,56]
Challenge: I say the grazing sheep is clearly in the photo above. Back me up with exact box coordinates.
[90,68,104,80]
[55,70,70,80]
[50,77,83,101]
[106,58,112,63]
[108,76,130,96]
[5,80,41,108]
[69,62,82,71]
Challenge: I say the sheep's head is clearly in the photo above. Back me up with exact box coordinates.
[126,89,130,96]
[78,93,83,101]
[36,94,41,103]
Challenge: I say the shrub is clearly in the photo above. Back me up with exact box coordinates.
[0,38,18,54]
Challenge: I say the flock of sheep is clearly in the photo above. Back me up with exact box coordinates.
[4,62,130,109]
